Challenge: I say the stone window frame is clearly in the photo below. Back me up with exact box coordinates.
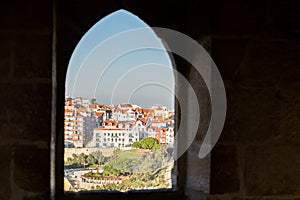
[50,2,211,200]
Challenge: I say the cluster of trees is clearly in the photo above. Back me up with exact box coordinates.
[132,137,160,150]
[103,157,140,176]
[83,171,102,178]
[135,148,167,173]
[89,169,167,191]
[98,146,171,189]
[65,151,108,168]
[66,145,174,191]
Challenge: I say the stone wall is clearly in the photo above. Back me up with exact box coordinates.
[0,0,299,199]
[0,0,52,199]
[64,147,130,161]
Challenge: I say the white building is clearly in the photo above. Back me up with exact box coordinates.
[150,119,169,128]
[166,127,174,145]
[113,109,136,122]
[92,127,139,148]
[133,120,147,140]
[82,98,90,108]
[152,106,169,119]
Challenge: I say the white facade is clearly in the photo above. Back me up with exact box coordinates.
[133,121,147,140]
[113,109,136,122]
[150,119,168,128]
[153,106,169,119]
[93,128,139,148]
[64,106,85,148]
[166,127,174,145]
[82,98,90,108]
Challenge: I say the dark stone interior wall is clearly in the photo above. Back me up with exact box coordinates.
[0,0,299,199]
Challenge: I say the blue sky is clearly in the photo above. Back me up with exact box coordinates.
[65,10,175,109]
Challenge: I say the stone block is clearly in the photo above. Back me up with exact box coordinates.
[186,0,213,37]
[13,145,50,193]
[0,145,12,200]
[0,122,10,142]
[22,193,50,200]
[277,83,300,145]
[187,141,210,193]
[0,1,15,30]
[14,34,52,80]
[212,0,265,35]
[262,1,300,39]
[0,84,51,142]
[240,40,300,83]
[219,86,281,144]
[60,0,121,33]
[11,0,52,31]
[123,0,187,30]
[0,34,11,81]
[210,145,239,194]
[245,145,300,195]
[0,84,35,122]
[207,196,245,200]
[211,39,248,81]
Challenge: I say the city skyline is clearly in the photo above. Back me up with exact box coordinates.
[64,96,175,149]
[65,96,175,110]
[64,94,175,191]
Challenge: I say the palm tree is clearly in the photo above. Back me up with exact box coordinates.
[67,157,72,165]
[78,153,87,168]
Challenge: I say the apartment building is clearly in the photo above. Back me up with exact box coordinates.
[93,127,139,148]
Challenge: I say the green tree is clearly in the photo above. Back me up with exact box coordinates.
[133,137,160,150]
[78,153,88,168]
[153,143,160,150]
[113,148,121,155]
[103,157,140,176]
[90,98,96,104]
[91,151,107,165]
[103,165,119,176]
[87,154,97,166]
[72,153,78,162]
[132,141,141,148]
[69,153,81,166]
[66,157,73,165]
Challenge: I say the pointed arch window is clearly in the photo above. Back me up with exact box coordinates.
[63,10,176,193]
[53,5,212,200]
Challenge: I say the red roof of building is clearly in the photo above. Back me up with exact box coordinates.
[94,128,125,131]
[95,112,104,117]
